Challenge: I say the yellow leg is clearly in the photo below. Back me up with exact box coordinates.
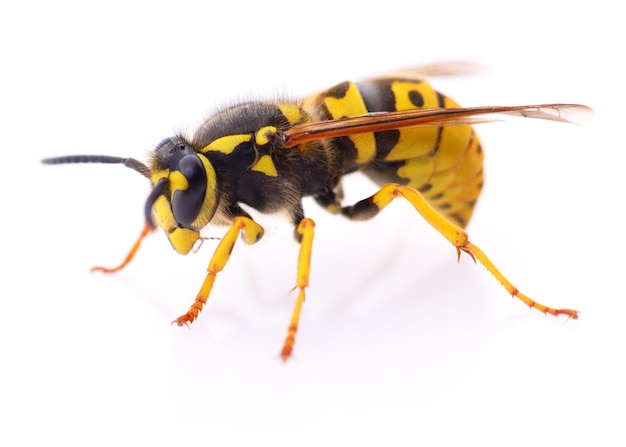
[466,242,578,318]
[353,183,579,319]
[280,218,315,361]
[173,216,265,326]
[91,224,153,273]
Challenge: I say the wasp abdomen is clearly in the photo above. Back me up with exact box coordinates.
[309,78,485,227]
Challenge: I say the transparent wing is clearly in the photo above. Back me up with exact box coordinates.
[279,104,593,148]
[374,62,489,81]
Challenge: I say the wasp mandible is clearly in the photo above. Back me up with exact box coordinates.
[42,65,592,360]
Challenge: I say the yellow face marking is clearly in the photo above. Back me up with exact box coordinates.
[151,168,169,185]
[153,195,176,230]
[168,171,189,195]
[150,170,175,230]
[251,154,278,177]
[202,134,251,154]
[150,155,218,253]
[323,81,376,164]
[167,227,200,255]
[189,154,219,229]
[152,177,207,254]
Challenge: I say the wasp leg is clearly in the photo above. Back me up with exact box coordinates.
[280,218,316,362]
[91,224,153,273]
[173,216,265,326]
[341,183,580,319]
[313,185,342,215]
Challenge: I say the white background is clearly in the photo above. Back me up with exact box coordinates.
[1,1,623,445]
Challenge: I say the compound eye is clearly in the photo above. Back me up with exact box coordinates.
[172,154,207,227]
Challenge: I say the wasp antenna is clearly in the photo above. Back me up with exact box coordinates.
[121,158,151,179]
[41,155,151,179]
[42,154,127,165]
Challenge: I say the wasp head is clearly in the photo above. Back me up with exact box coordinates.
[147,136,219,254]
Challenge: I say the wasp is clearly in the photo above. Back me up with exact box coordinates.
[42,64,592,360]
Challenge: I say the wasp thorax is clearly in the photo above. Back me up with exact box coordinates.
[147,136,220,254]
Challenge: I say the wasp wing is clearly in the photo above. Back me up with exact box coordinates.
[280,104,593,148]
[375,62,489,80]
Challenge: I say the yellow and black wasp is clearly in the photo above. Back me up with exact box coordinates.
[42,64,592,360]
